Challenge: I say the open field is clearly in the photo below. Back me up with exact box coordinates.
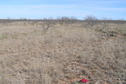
[0,19,126,84]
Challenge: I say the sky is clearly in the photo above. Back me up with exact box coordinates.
[0,0,126,20]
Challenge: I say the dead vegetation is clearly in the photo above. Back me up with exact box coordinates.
[0,18,126,84]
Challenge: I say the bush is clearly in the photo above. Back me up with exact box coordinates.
[84,15,98,27]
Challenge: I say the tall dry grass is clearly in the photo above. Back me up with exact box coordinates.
[0,20,126,84]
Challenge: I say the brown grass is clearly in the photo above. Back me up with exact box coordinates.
[0,21,126,84]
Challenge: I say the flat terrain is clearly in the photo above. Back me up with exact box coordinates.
[0,20,126,84]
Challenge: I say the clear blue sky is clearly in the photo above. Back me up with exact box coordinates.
[0,0,126,20]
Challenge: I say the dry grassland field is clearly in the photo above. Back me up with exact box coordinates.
[0,19,126,84]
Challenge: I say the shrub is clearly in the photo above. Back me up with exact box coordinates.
[84,15,98,27]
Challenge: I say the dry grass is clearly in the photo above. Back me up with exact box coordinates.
[0,21,126,84]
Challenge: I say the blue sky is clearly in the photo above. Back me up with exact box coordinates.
[0,0,126,20]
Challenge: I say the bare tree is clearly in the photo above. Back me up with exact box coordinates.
[84,15,98,27]
[57,16,77,25]
[99,18,110,31]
